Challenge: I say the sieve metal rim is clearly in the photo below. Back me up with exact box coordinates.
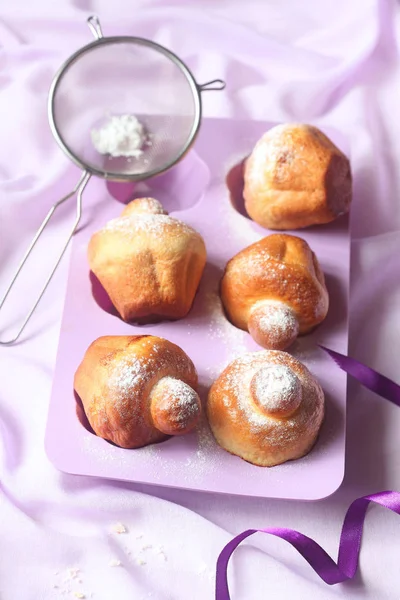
[48,36,202,182]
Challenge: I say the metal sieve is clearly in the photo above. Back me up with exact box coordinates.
[0,15,225,344]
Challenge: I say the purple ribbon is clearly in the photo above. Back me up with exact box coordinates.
[216,347,400,599]
[320,346,400,407]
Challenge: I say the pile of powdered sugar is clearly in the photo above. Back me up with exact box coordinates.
[157,377,198,407]
[256,301,298,346]
[154,376,200,427]
[251,364,301,414]
[91,114,149,158]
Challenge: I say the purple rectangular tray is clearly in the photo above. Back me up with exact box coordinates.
[46,118,350,500]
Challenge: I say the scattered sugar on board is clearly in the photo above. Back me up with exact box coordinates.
[185,420,222,478]
[82,435,128,465]
[291,340,317,367]
[219,199,260,246]
[219,154,263,245]
[140,417,220,483]
[91,114,148,158]
[203,290,248,363]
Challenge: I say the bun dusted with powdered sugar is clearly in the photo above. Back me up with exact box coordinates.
[243,123,352,230]
[74,335,201,449]
[207,350,324,467]
[88,198,206,322]
[220,233,329,350]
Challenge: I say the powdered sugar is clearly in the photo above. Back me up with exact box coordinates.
[157,377,199,413]
[258,305,296,334]
[141,416,222,481]
[91,114,148,158]
[251,364,302,416]
[239,250,288,278]
[103,213,195,238]
[253,301,299,348]
[152,376,200,429]
[124,197,167,216]
[204,290,249,360]
[111,355,151,400]
[246,124,304,187]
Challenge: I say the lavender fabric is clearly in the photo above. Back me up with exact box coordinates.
[1,1,400,599]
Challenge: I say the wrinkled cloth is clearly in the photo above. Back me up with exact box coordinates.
[1,1,400,599]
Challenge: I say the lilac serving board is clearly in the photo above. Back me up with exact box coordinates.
[46,118,350,500]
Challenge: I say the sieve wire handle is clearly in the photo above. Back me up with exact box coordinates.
[0,171,91,346]
[198,79,226,92]
[87,15,104,40]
